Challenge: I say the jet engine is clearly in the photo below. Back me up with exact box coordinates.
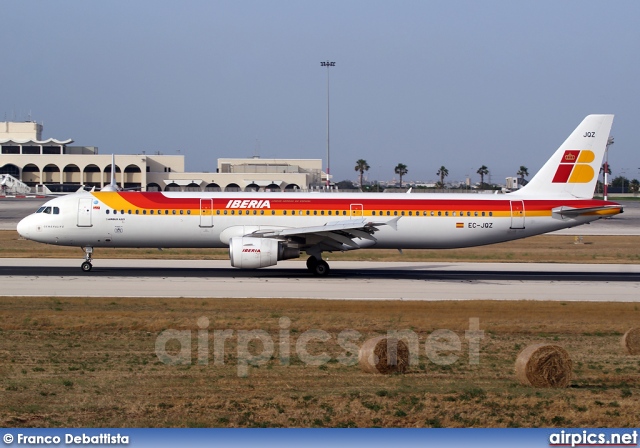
[229,237,300,269]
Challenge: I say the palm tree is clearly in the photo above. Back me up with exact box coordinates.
[517,166,529,181]
[394,163,408,188]
[354,159,370,190]
[477,165,489,186]
[436,166,449,188]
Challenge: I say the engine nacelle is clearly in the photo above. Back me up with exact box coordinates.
[229,237,300,269]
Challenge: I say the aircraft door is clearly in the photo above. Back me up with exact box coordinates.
[350,203,364,218]
[77,198,93,227]
[510,200,525,229]
[200,198,214,227]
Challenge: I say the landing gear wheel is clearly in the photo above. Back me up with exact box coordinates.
[81,246,94,273]
[306,256,318,272]
[313,260,330,276]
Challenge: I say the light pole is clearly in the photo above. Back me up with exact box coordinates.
[604,136,614,200]
[321,60,335,188]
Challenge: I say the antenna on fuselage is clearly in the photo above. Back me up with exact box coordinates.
[101,154,120,192]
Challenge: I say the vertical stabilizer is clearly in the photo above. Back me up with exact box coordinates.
[518,115,613,198]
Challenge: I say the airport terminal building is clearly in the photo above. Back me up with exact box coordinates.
[0,121,325,193]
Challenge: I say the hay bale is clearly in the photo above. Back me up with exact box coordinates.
[358,336,409,374]
[621,328,640,355]
[515,343,572,388]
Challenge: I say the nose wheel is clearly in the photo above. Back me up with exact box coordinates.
[81,246,93,272]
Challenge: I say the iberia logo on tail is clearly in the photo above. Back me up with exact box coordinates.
[551,150,595,183]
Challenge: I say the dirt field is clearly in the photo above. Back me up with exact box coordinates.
[1,297,639,428]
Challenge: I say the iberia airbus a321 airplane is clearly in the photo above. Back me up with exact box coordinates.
[17,115,622,275]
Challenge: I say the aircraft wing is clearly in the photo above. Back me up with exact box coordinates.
[552,205,623,218]
[248,217,400,250]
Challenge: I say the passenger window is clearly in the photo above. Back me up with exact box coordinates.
[394,211,398,216]
[271,210,275,215]
[467,212,471,217]
[372,211,376,216]
[121,210,124,214]
[306,210,310,215]
[135,210,139,215]
[260,210,264,215]
[231,210,235,215]
[489,211,493,217]
[253,210,256,215]
[284,210,287,215]
[328,211,332,215]
[430,211,434,216]
[187,210,191,215]
[321,210,324,215]
[314,211,317,215]
[482,211,486,217]
[113,210,117,215]
[172,210,176,215]
[401,211,405,216]
[445,211,449,216]
[342,211,346,215]
[150,210,154,215]
[165,210,169,215]
[143,210,147,215]
[438,211,442,216]
[180,210,184,215]
[386,211,390,216]
[224,210,228,215]
[408,211,412,216]
[128,210,131,214]
[106,210,110,215]
[452,212,456,217]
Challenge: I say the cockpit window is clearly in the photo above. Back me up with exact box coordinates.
[36,207,46,213]
[53,207,60,215]
[43,207,52,214]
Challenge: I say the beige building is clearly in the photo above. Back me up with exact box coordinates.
[0,121,325,193]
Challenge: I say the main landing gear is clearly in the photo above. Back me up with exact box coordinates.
[306,256,330,276]
[81,246,93,272]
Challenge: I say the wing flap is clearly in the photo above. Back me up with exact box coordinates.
[248,217,400,250]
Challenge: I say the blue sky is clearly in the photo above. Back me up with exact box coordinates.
[2,1,639,184]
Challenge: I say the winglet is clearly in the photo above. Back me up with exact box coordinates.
[101,154,120,192]
[385,216,401,231]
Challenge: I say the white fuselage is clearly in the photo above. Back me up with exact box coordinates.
[16,191,621,251]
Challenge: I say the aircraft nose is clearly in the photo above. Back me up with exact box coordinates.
[17,216,30,239]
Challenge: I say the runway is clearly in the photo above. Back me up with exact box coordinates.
[1,258,639,301]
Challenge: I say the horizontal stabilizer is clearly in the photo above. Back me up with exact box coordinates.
[552,205,623,218]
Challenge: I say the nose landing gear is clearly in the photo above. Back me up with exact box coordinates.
[81,246,93,272]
